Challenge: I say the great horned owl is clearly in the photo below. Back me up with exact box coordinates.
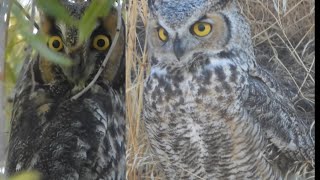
[6,1,126,179]
[143,0,314,179]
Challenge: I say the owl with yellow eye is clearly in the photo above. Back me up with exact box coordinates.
[6,0,126,179]
[144,0,314,179]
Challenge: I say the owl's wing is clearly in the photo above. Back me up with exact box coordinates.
[31,86,125,179]
[6,55,47,174]
[242,65,314,167]
[7,54,70,171]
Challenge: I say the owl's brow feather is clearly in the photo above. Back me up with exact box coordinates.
[152,0,233,28]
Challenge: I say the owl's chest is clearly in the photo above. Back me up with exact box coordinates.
[144,62,242,123]
[143,64,267,179]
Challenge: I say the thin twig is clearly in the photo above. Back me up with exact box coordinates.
[29,0,37,94]
[309,121,314,144]
[71,1,122,100]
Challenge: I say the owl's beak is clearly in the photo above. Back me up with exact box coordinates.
[65,46,87,83]
[173,37,185,60]
[68,45,86,65]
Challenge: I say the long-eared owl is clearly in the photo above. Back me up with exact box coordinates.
[6,0,126,179]
[143,0,314,179]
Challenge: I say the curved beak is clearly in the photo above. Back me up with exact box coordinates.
[173,37,185,60]
[63,45,87,83]
[67,45,86,66]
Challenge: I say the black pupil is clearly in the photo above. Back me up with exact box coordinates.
[52,40,60,48]
[198,24,206,32]
[164,30,168,37]
[97,39,105,47]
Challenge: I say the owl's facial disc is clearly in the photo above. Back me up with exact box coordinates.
[44,14,116,86]
[61,32,112,86]
[64,44,92,85]
[171,21,213,60]
[149,12,230,65]
[40,4,124,89]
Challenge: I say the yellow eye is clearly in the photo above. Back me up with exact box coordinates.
[48,36,63,51]
[192,22,212,37]
[158,27,168,42]
[93,35,110,51]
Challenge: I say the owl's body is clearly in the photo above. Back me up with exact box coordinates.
[6,1,125,179]
[144,0,314,179]
[7,73,125,179]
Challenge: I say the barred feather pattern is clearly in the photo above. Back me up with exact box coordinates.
[143,51,314,179]
[144,0,314,179]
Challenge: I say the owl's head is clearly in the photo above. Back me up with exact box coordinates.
[38,0,125,89]
[147,0,254,67]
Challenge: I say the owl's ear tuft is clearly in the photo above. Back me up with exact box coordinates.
[208,0,234,11]
[148,0,155,11]
[38,11,55,34]
[148,0,158,16]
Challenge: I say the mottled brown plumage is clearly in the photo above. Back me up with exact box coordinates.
[144,0,314,179]
[6,1,126,179]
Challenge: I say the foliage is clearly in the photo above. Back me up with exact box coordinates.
[79,0,115,42]
[36,0,76,26]
[11,4,72,66]
[7,171,41,180]
[6,0,117,86]
[2,0,117,176]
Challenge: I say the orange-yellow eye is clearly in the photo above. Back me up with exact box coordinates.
[192,22,212,37]
[93,35,110,51]
[48,36,63,51]
[158,27,168,42]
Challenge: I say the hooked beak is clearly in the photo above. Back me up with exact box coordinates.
[68,45,85,67]
[173,37,185,60]
[64,45,87,83]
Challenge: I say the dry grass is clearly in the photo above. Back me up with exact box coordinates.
[125,0,314,179]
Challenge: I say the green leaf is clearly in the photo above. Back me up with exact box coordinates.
[9,171,41,180]
[36,0,78,26]
[23,31,72,66]
[79,0,115,43]
[11,3,72,66]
